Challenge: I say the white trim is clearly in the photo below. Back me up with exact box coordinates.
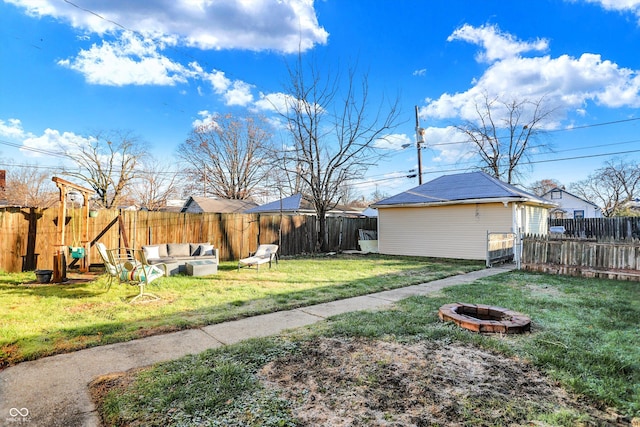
[374,197,556,209]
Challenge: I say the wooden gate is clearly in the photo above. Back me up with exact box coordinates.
[487,232,516,267]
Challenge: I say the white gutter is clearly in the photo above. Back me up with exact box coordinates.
[373,197,556,209]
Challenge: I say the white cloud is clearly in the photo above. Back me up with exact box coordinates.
[57,32,195,86]
[57,32,256,106]
[448,24,548,63]
[12,0,327,108]
[6,0,328,53]
[374,133,412,150]
[0,118,28,140]
[425,25,640,123]
[0,117,95,159]
[204,70,254,106]
[255,92,290,113]
[254,91,314,116]
[191,110,217,130]
[582,0,640,11]
[351,171,414,197]
[413,69,427,77]
[24,129,91,158]
[574,0,640,23]
[421,126,473,164]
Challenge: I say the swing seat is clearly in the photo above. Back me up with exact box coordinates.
[69,246,86,259]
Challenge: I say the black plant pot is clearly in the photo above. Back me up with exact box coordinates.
[35,269,53,283]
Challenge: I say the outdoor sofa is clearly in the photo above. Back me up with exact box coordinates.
[142,243,219,276]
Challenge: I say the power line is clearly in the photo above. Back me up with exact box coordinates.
[524,148,640,166]
[550,116,640,132]
[351,146,640,187]
[0,139,68,158]
[62,0,129,32]
[411,148,640,179]
[424,116,640,147]
[3,138,640,180]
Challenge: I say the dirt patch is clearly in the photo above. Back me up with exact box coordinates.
[523,283,565,298]
[89,370,142,411]
[90,337,630,426]
[259,338,624,426]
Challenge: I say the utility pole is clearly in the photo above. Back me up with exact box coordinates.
[415,105,425,185]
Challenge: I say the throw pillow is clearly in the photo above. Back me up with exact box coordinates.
[199,244,214,256]
[190,242,209,256]
[143,245,160,260]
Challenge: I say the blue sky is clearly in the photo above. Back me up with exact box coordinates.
[2,0,640,200]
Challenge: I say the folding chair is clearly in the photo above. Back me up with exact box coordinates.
[238,244,279,271]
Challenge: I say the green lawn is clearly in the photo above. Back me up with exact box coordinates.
[97,270,640,426]
[0,254,483,367]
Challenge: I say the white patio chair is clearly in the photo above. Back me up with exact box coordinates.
[238,244,279,271]
[113,249,164,303]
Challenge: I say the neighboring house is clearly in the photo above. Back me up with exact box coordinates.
[371,171,556,261]
[245,193,365,217]
[156,199,187,212]
[541,187,602,219]
[181,196,258,213]
[623,198,640,212]
[361,207,378,217]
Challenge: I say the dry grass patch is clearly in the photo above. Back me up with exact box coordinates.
[259,337,617,426]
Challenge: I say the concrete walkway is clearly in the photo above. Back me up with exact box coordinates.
[0,265,515,427]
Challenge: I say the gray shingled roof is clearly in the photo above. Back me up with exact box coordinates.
[181,197,258,213]
[246,193,366,216]
[373,171,553,207]
[245,194,304,213]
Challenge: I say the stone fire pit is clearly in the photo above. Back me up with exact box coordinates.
[438,303,531,334]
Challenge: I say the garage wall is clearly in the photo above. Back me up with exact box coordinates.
[521,205,550,235]
[377,203,513,260]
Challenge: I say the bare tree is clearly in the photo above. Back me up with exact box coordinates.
[271,148,305,197]
[129,157,181,210]
[178,113,274,200]
[457,92,556,184]
[277,55,400,250]
[529,178,563,196]
[61,131,148,208]
[3,163,58,207]
[370,187,390,203]
[570,159,640,217]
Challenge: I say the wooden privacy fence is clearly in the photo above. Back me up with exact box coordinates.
[486,232,516,267]
[549,217,640,239]
[521,234,640,281]
[0,208,378,273]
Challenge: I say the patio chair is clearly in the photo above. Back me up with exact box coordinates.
[96,242,129,291]
[112,248,165,303]
[238,244,279,271]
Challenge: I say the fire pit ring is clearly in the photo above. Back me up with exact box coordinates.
[438,303,531,334]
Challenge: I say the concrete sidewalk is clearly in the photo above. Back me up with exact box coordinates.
[0,265,515,427]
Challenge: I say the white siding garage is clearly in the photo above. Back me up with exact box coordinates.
[378,203,513,260]
[373,172,556,262]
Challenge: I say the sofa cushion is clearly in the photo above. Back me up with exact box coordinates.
[142,245,161,260]
[198,244,215,256]
[167,243,190,257]
[190,242,209,256]
[158,244,168,257]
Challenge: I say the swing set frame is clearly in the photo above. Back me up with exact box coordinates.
[52,177,94,283]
